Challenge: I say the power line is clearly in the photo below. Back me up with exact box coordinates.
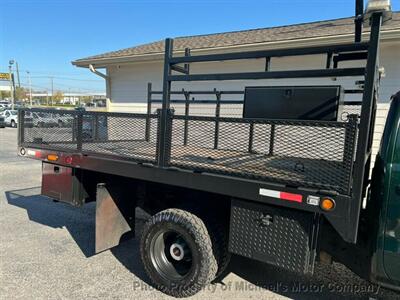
[9,68,95,77]
[18,75,103,82]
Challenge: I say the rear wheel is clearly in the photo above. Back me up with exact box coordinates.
[140,209,218,297]
[206,216,231,280]
[10,120,16,128]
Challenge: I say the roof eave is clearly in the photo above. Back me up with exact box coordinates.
[72,29,400,68]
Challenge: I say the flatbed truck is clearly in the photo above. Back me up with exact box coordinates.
[17,1,400,297]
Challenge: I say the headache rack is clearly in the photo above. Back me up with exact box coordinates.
[18,10,384,243]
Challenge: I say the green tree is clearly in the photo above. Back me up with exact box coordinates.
[0,90,11,100]
[53,91,64,103]
[15,87,27,100]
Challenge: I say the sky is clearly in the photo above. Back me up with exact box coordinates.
[1,0,399,94]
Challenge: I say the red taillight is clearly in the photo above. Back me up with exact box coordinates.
[64,156,73,164]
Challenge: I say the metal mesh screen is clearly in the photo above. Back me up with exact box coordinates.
[21,109,158,163]
[20,108,358,194]
[169,115,357,194]
[23,110,78,151]
[81,112,158,162]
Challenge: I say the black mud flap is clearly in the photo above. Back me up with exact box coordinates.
[229,199,320,274]
[95,183,135,253]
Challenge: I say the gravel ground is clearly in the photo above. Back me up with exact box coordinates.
[1,127,399,300]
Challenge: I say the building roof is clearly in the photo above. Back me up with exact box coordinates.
[73,12,400,66]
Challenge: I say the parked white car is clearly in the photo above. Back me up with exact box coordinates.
[0,104,10,109]
[2,109,18,127]
[0,101,11,108]
[1,109,33,128]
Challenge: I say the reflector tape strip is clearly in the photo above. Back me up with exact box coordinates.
[259,188,280,198]
[259,188,303,203]
[280,192,303,203]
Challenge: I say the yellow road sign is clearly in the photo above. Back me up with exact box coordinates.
[0,73,11,81]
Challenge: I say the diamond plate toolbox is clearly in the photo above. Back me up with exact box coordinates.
[229,199,319,274]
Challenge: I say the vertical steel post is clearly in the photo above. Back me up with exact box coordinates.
[214,89,221,149]
[326,52,333,69]
[349,12,382,242]
[343,115,358,195]
[265,57,271,72]
[183,90,190,146]
[94,114,99,141]
[157,38,173,167]
[17,109,24,146]
[76,112,83,151]
[146,82,152,142]
[355,0,364,42]
[248,122,254,153]
[269,124,276,156]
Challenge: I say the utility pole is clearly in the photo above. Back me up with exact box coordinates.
[50,76,54,106]
[15,61,21,88]
[27,71,32,106]
[8,60,15,110]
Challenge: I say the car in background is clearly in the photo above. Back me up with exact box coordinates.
[0,101,24,109]
[0,115,5,128]
[1,109,33,128]
[32,111,71,128]
[2,109,18,127]
[74,106,86,111]
[0,100,10,106]
[0,102,11,109]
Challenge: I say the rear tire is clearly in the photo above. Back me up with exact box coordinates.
[206,216,231,279]
[140,208,218,297]
[11,120,16,128]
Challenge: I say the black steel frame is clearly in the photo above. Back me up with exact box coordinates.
[146,83,363,148]
[18,9,383,244]
[155,12,383,243]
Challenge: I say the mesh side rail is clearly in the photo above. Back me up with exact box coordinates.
[81,112,158,163]
[169,115,358,195]
[22,109,80,151]
[21,109,159,163]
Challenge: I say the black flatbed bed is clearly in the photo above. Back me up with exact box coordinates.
[18,19,382,243]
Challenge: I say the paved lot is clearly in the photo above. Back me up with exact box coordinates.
[0,127,399,299]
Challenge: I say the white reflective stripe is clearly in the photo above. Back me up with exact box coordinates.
[259,188,280,198]
[307,195,320,206]
[27,150,36,156]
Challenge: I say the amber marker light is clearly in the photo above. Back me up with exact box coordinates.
[47,154,59,161]
[320,198,335,211]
